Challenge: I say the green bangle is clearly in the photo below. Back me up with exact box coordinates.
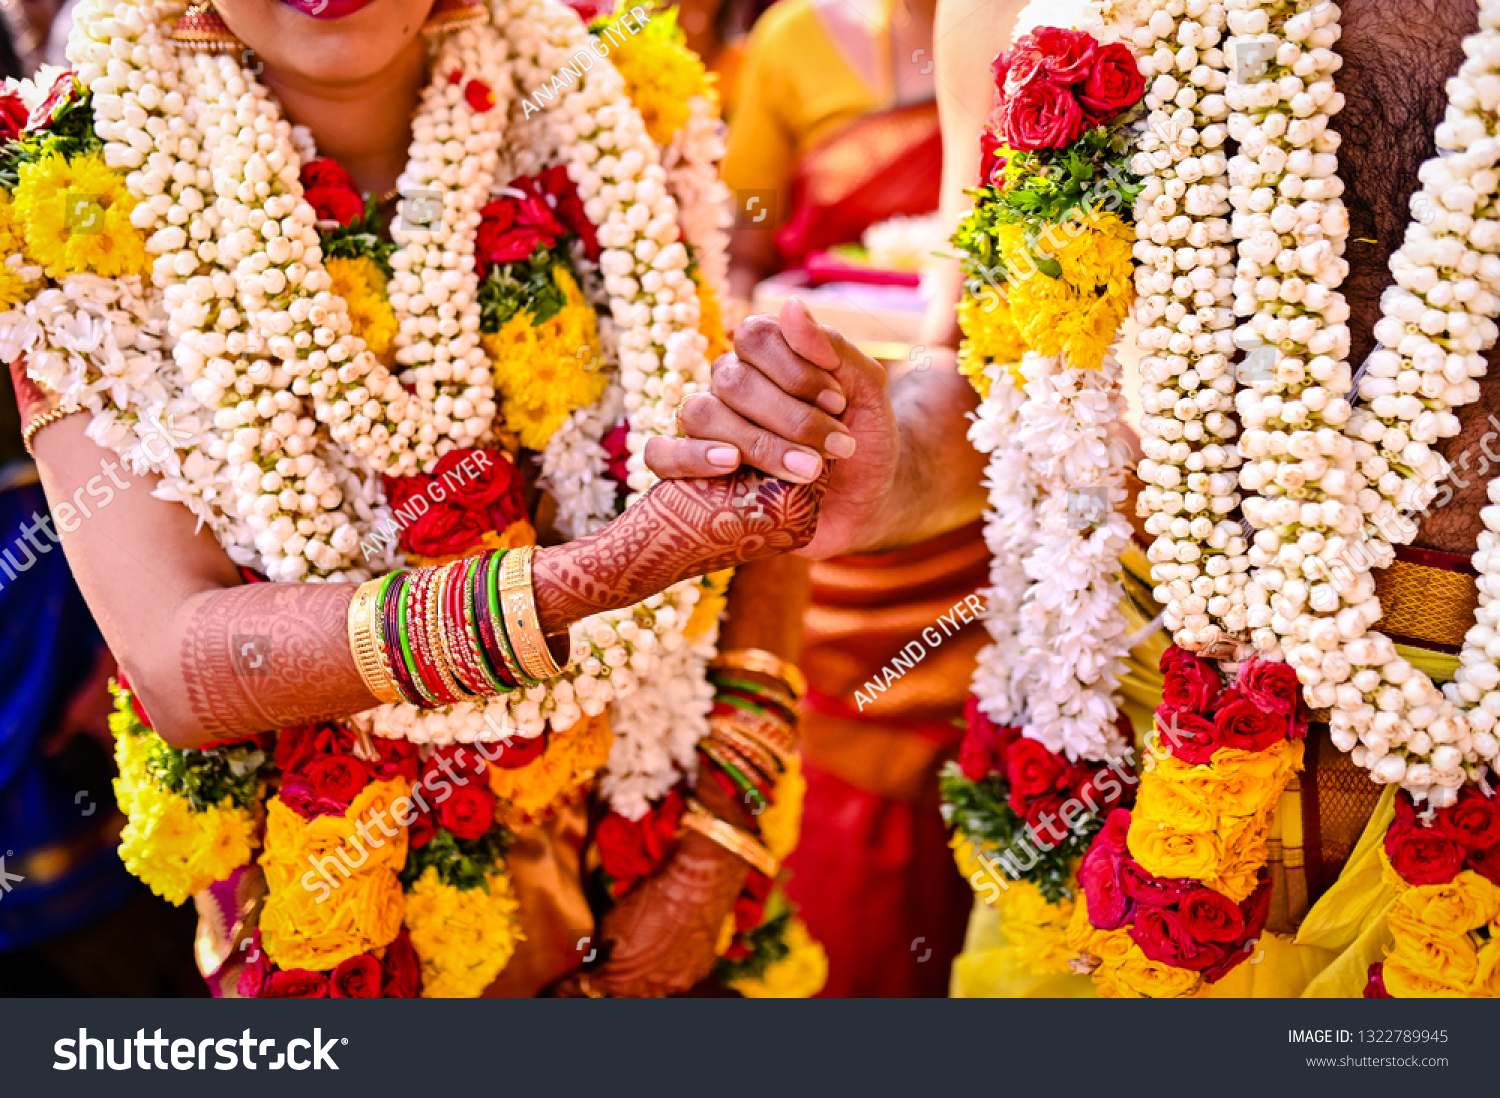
[696,744,759,797]
[486,549,529,687]
[395,573,426,706]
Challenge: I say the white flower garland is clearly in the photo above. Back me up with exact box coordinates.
[1,0,726,785]
[966,0,1143,763]
[1121,0,1500,804]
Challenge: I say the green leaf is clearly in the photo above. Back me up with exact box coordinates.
[475,247,569,332]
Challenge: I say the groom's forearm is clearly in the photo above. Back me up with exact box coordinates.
[533,469,822,633]
[850,352,988,554]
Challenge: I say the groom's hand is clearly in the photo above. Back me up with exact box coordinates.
[645,298,903,558]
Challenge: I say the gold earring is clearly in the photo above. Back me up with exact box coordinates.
[169,2,245,52]
[421,0,490,36]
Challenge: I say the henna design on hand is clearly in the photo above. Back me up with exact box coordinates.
[589,832,748,998]
[534,468,824,633]
[180,582,373,737]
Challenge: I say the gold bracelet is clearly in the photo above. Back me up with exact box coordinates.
[709,648,807,700]
[717,708,799,764]
[348,578,401,705]
[707,722,783,781]
[500,545,566,681]
[21,405,82,457]
[681,798,778,877]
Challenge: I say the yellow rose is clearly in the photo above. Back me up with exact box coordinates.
[347,868,406,948]
[1471,941,1500,997]
[1129,816,1222,880]
[1386,933,1478,993]
[1399,871,1500,934]
[1382,951,1471,998]
[1114,947,1202,998]
[1136,777,1218,833]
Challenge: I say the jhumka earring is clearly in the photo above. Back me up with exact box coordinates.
[168,2,245,51]
[421,0,490,36]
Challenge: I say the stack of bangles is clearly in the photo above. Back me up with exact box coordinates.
[346,544,570,708]
[682,648,805,876]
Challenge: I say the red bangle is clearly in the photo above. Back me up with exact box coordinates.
[409,566,462,706]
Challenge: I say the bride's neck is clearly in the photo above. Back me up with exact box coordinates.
[259,37,429,195]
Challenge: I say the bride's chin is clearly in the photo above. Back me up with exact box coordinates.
[222,0,431,83]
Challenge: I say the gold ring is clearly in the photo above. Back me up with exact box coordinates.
[673,393,698,438]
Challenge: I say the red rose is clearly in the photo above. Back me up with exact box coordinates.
[1129,906,1223,971]
[306,754,371,804]
[744,867,775,902]
[1437,787,1500,850]
[489,732,549,770]
[1199,877,1273,986]
[403,503,487,558]
[24,71,74,133]
[1098,807,1131,853]
[989,47,1012,91]
[263,969,329,998]
[1016,27,1100,85]
[1163,651,1221,713]
[383,929,422,997]
[279,774,350,819]
[437,783,496,841]
[1120,858,1198,907]
[1363,962,1393,998]
[1006,736,1067,797]
[1213,692,1287,754]
[329,954,383,998]
[235,931,271,997]
[1024,790,1074,847]
[433,448,517,509]
[960,696,1020,781]
[274,724,320,773]
[734,895,767,931]
[1073,764,1130,816]
[1078,838,1133,930]
[1078,41,1146,122]
[475,189,565,276]
[597,790,685,890]
[977,127,1007,188]
[1468,842,1500,886]
[532,165,600,262]
[373,737,422,784]
[384,472,433,516]
[1236,657,1302,717]
[1179,888,1247,943]
[1385,816,1466,886]
[0,93,27,143]
[408,810,437,849]
[1002,76,1085,151]
[464,78,496,113]
[1160,709,1219,765]
[300,158,365,228]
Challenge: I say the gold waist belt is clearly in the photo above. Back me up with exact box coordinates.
[1373,546,1479,653]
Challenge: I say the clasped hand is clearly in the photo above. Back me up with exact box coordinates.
[644,298,901,559]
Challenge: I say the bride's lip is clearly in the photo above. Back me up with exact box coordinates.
[277,0,379,20]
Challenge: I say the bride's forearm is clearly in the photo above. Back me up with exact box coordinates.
[533,467,822,633]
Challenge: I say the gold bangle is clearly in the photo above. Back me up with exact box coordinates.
[709,648,807,700]
[423,562,470,702]
[681,798,778,877]
[707,722,783,780]
[21,405,82,457]
[348,578,401,705]
[500,545,566,681]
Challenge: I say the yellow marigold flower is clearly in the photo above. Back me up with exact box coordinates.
[482,267,608,451]
[759,753,806,862]
[0,192,24,258]
[696,276,731,363]
[0,263,33,310]
[731,918,828,998]
[110,716,258,906]
[13,152,148,279]
[684,567,733,641]
[404,866,522,998]
[609,16,717,147]
[992,878,1076,975]
[956,291,1027,398]
[488,711,613,826]
[994,213,1135,371]
[325,255,397,364]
